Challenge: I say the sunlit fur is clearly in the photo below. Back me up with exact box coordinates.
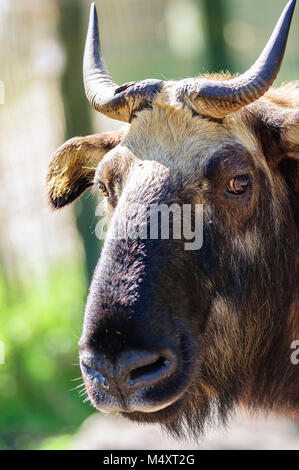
[48,76,299,438]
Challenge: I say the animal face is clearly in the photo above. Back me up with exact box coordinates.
[47,1,299,436]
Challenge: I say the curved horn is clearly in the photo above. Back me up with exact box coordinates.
[83,3,162,122]
[177,0,297,119]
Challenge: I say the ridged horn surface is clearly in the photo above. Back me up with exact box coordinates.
[176,0,296,119]
[83,3,162,122]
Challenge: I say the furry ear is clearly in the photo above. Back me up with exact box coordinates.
[47,129,125,209]
[281,110,299,160]
[270,84,299,161]
[247,85,299,206]
[249,84,299,163]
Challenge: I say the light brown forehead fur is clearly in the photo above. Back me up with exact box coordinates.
[123,91,265,177]
[114,91,285,232]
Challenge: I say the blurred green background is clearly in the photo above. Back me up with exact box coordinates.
[0,0,298,450]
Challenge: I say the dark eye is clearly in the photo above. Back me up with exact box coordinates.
[226,175,251,195]
[98,181,109,197]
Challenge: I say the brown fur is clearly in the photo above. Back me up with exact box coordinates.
[47,128,127,208]
[47,76,299,437]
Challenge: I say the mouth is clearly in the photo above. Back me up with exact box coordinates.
[120,392,189,424]
[80,330,198,423]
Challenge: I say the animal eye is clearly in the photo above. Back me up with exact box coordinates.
[226,175,251,195]
[98,181,109,197]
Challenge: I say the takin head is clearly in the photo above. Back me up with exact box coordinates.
[47,1,299,437]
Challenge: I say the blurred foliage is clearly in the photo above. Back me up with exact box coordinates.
[58,0,100,284]
[0,0,298,451]
[200,0,231,72]
[0,260,94,450]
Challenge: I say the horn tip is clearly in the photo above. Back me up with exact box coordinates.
[287,0,297,13]
[87,2,99,42]
[89,2,98,21]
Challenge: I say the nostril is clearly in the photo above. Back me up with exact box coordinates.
[81,361,109,390]
[129,356,171,385]
[81,348,178,394]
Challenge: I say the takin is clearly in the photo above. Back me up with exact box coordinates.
[47,0,299,437]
